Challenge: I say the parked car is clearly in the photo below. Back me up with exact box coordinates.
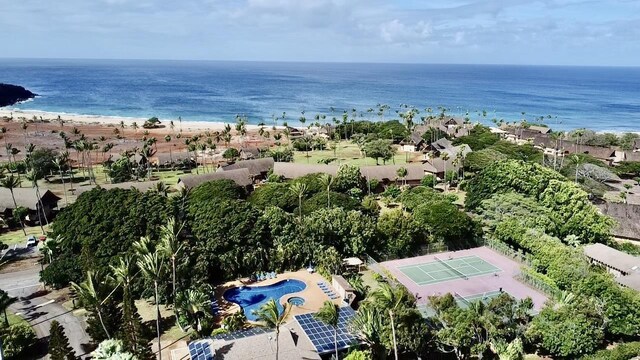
[26,235,38,247]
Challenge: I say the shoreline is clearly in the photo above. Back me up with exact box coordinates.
[0,108,266,132]
[1,107,639,136]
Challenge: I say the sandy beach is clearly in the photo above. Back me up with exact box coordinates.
[0,109,266,132]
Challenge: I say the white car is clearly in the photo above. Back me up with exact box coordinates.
[26,236,38,247]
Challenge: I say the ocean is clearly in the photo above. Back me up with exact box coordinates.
[1,59,639,132]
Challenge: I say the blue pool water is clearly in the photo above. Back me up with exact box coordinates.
[288,296,305,306]
[223,279,306,321]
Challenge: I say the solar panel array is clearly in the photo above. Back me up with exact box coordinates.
[209,326,270,341]
[188,340,214,360]
[294,306,359,354]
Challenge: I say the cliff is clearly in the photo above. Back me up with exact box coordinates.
[0,83,36,107]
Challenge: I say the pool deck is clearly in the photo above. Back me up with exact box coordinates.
[215,269,343,321]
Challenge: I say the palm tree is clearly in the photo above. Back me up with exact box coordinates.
[25,169,47,233]
[441,152,450,192]
[137,248,164,360]
[0,289,16,326]
[158,217,185,311]
[1,127,11,171]
[319,174,333,208]
[290,182,308,221]
[254,299,291,360]
[53,153,70,206]
[314,300,340,359]
[367,283,409,360]
[0,175,26,235]
[396,167,407,186]
[71,271,111,339]
[350,305,386,359]
[175,288,210,335]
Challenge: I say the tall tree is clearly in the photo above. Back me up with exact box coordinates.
[290,182,308,221]
[137,247,164,360]
[319,174,334,208]
[71,271,111,339]
[0,174,26,235]
[314,300,340,360]
[0,289,16,326]
[254,299,291,360]
[48,320,77,360]
[158,217,185,313]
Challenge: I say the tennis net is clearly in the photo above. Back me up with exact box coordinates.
[434,256,469,280]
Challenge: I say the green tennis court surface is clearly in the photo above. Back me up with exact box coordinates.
[398,255,501,285]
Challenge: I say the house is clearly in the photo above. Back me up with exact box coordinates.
[221,158,275,181]
[400,132,425,152]
[360,164,429,187]
[74,181,160,197]
[0,188,60,224]
[583,243,640,277]
[528,125,552,134]
[633,139,640,152]
[597,203,640,242]
[177,168,253,191]
[422,138,472,161]
[616,273,640,292]
[239,147,267,160]
[152,152,193,168]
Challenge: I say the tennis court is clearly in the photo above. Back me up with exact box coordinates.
[398,255,501,285]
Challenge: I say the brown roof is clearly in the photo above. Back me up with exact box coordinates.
[528,125,552,134]
[273,163,338,179]
[616,273,640,292]
[361,165,428,182]
[625,152,640,162]
[0,188,60,212]
[584,243,640,274]
[597,203,640,240]
[222,158,274,176]
[153,152,192,165]
[332,275,355,292]
[74,181,160,196]
[177,168,252,189]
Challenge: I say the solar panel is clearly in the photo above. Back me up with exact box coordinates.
[188,340,214,360]
[294,306,359,354]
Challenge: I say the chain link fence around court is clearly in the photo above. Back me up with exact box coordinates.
[482,237,561,299]
[376,242,449,262]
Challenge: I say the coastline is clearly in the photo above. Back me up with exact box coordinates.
[0,108,266,132]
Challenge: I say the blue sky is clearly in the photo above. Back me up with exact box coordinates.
[2,0,639,66]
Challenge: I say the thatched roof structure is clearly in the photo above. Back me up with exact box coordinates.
[222,158,274,176]
[597,202,640,241]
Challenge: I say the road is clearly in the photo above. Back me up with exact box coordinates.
[0,260,91,358]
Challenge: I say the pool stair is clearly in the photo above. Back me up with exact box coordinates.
[317,281,340,300]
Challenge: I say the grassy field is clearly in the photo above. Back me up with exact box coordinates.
[0,226,49,246]
[7,312,30,327]
[292,142,417,166]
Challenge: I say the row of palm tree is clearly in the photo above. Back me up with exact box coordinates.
[69,217,207,360]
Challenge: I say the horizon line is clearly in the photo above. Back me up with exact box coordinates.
[1,57,639,69]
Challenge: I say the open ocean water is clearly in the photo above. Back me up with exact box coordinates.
[1,59,639,131]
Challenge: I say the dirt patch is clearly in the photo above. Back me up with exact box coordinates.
[0,257,41,274]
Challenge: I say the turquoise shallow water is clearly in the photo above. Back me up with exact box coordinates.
[1,59,639,131]
[223,279,306,321]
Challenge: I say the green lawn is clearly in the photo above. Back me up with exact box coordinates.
[6,312,30,327]
[0,226,49,246]
[292,142,415,166]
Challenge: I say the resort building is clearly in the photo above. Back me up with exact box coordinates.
[152,152,194,168]
[0,188,60,225]
[221,158,275,181]
[177,168,253,190]
[583,243,640,278]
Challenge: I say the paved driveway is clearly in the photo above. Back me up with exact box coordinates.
[0,265,92,358]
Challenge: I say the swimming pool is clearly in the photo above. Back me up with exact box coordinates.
[287,296,305,306]
[223,279,307,321]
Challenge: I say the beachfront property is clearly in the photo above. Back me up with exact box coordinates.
[583,243,640,292]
